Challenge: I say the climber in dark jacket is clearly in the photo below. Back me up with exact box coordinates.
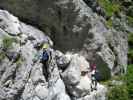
[41,43,51,64]
[33,43,52,81]
[41,43,53,80]
[33,43,51,63]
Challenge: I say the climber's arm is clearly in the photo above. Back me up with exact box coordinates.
[33,52,42,63]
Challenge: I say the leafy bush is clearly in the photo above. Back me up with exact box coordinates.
[128,49,133,62]
[127,15,133,27]
[103,65,133,100]
[107,84,129,100]
[98,0,120,17]
[101,74,129,100]
[128,33,133,63]
[125,64,133,99]
[106,18,113,28]
[128,33,133,45]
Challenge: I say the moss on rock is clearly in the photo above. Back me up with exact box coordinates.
[2,36,16,50]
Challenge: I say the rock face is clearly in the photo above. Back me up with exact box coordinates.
[0,0,128,78]
[0,0,128,100]
[0,9,107,100]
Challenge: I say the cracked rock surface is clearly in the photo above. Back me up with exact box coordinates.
[0,0,128,100]
[0,9,107,100]
[0,0,128,77]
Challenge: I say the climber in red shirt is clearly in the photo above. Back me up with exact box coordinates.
[91,63,97,91]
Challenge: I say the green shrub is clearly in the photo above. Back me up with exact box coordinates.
[128,49,133,62]
[127,16,133,27]
[101,65,133,100]
[106,18,113,28]
[128,33,133,45]
[128,33,133,63]
[107,84,129,100]
[101,75,125,86]
[98,0,120,17]
[126,64,133,99]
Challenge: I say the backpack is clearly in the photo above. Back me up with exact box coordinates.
[94,70,102,81]
[42,50,49,61]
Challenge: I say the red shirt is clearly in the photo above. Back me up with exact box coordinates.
[91,64,96,71]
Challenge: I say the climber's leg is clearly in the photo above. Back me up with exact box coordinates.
[41,60,49,81]
[94,80,97,90]
[91,76,95,91]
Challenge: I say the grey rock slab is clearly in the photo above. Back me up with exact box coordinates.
[0,10,21,36]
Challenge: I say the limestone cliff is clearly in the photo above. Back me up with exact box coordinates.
[0,0,129,100]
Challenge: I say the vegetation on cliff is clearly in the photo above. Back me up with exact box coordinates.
[98,0,133,99]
